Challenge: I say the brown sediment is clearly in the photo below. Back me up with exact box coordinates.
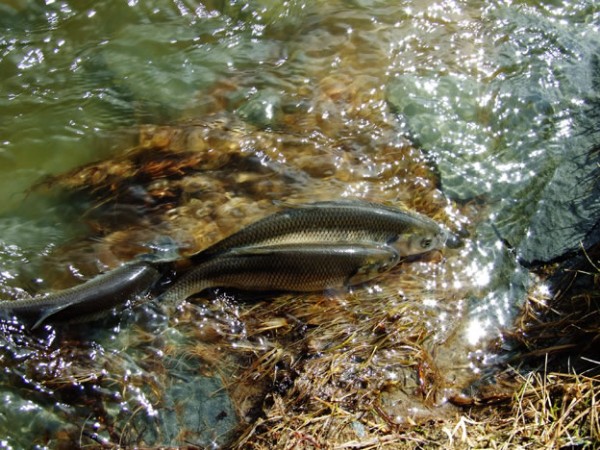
[32,109,459,263]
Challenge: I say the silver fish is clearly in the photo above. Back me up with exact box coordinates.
[190,200,446,264]
[160,243,400,304]
[0,261,161,329]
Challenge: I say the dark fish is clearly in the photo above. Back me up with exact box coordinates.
[0,261,161,329]
[190,200,446,264]
[160,243,400,304]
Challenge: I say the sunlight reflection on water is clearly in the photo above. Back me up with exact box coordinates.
[0,0,598,447]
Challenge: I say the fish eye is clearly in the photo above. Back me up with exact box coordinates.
[420,237,433,249]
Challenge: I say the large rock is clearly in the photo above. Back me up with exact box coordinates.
[387,6,600,265]
[518,143,600,264]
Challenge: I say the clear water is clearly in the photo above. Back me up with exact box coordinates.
[0,0,598,447]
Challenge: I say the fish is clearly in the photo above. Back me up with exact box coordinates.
[160,243,400,304]
[0,201,444,327]
[0,261,162,329]
[189,200,446,264]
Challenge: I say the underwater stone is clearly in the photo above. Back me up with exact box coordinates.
[386,11,600,265]
[151,333,238,447]
[237,89,283,128]
[122,352,239,448]
[387,69,600,264]
[517,143,600,265]
[161,375,237,447]
[386,73,557,202]
[0,391,78,448]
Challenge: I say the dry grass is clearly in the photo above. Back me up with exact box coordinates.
[505,370,599,448]
[227,364,599,449]
[224,243,600,449]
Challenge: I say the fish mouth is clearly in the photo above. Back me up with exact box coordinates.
[443,230,466,249]
[437,230,449,247]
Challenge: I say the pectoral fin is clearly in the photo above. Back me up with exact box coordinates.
[346,245,400,285]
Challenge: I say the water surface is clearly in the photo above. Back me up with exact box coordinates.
[1,0,598,447]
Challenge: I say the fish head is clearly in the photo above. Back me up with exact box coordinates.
[391,227,447,256]
[347,246,401,285]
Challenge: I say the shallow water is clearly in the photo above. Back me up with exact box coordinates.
[1,0,598,447]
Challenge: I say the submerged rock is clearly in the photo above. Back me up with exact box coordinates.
[518,144,600,265]
[0,391,79,448]
[387,7,600,265]
[237,89,283,128]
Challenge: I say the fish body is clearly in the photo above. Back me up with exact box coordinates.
[190,200,445,264]
[161,243,400,304]
[0,261,162,329]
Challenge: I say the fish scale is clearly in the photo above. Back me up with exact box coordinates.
[161,244,400,304]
